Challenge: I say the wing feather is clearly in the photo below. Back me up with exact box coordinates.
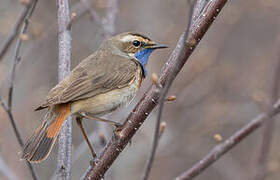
[37,50,139,109]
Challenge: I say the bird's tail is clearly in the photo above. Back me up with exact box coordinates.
[21,103,71,163]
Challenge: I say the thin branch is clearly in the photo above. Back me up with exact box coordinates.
[8,0,38,110]
[103,0,118,37]
[0,96,38,180]
[82,0,228,179]
[0,0,39,179]
[0,96,23,146]
[51,132,106,180]
[253,45,280,180]
[94,0,119,142]
[141,1,196,179]
[0,0,36,62]
[174,99,280,180]
[56,0,72,179]
[80,0,104,29]
[81,0,118,38]
[22,0,96,69]
[254,118,275,180]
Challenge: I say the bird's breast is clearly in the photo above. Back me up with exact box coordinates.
[70,66,143,116]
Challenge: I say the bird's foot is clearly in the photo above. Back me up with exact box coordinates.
[112,123,123,141]
[90,157,99,167]
[113,122,122,130]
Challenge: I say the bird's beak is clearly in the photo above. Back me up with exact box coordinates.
[145,43,168,49]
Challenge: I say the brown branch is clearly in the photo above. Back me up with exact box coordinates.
[56,0,72,179]
[82,0,228,179]
[190,0,208,28]
[0,0,36,62]
[174,99,280,180]
[141,1,197,179]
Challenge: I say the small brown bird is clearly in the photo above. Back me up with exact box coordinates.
[21,32,167,163]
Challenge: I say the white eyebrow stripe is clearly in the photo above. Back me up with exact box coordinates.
[120,35,135,42]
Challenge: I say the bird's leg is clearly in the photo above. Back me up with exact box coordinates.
[76,116,97,162]
[80,113,122,129]
[80,113,124,143]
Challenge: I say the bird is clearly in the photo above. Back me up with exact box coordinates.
[20,32,168,163]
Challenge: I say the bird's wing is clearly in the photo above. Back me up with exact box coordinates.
[37,51,139,109]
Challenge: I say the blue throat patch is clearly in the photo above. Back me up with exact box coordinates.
[135,48,155,77]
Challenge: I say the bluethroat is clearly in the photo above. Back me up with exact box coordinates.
[21,32,167,163]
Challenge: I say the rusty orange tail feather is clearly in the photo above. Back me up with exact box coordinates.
[21,103,71,163]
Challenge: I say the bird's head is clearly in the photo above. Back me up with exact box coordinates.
[109,32,168,76]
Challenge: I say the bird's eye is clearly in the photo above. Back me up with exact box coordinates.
[132,40,141,47]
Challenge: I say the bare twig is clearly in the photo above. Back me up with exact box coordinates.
[141,2,195,179]
[81,0,118,38]
[80,0,104,28]
[1,0,39,179]
[0,97,23,146]
[9,0,38,110]
[56,0,72,179]
[0,96,38,180]
[254,118,275,180]
[51,132,106,180]
[253,45,280,180]
[103,0,118,37]
[174,99,280,180]
[22,0,96,70]
[0,0,36,62]
[82,0,228,179]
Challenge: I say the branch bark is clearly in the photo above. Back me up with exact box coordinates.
[0,0,39,179]
[141,1,199,179]
[190,0,208,28]
[253,43,280,180]
[174,99,280,180]
[0,0,37,62]
[82,0,228,179]
[56,0,72,179]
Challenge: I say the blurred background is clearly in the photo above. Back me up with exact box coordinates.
[0,0,280,179]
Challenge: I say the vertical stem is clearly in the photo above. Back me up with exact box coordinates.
[56,0,72,179]
[253,47,280,180]
[103,0,118,38]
